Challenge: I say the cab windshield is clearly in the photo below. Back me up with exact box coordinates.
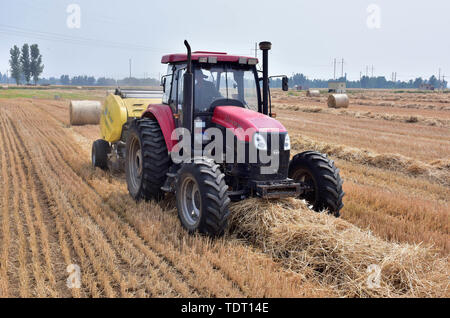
[194,64,259,113]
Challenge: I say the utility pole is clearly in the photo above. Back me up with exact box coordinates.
[6,70,9,84]
[438,68,441,89]
[254,42,258,58]
[366,66,369,77]
[333,58,336,80]
[129,59,132,78]
[371,65,374,77]
[341,58,344,78]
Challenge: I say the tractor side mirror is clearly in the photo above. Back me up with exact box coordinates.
[282,77,289,91]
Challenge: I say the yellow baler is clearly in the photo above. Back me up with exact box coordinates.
[93,89,162,170]
[100,91,162,143]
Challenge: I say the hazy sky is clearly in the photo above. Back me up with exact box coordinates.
[1,0,449,81]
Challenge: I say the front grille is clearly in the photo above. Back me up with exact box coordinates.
[235,132,290,181]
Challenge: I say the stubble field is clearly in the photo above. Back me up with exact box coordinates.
[0,88,448,298]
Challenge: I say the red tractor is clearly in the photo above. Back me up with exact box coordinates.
[116,41,343,236]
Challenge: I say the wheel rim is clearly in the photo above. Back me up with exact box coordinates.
[128,136,142,192]
[180,176,201,227]
[293,169,317,205]
[92,151,96,167]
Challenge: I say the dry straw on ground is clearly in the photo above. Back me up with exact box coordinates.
[274,103,450,126]
[291,135,450,186]
[229,198,449,298]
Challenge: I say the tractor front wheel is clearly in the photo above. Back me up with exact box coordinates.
[176,158,230,237]
[289,151,344,217]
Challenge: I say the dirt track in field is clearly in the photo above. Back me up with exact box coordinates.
[0,89,448,297]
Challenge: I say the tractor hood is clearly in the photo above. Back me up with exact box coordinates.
[212,106,287,142]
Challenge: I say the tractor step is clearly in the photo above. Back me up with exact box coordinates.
[251,180,301,199]
[161,171,179,193]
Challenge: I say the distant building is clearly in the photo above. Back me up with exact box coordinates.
[419,83,435,91]
[328,81,346,93]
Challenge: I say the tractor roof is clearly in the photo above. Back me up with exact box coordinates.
[161,51,258,64]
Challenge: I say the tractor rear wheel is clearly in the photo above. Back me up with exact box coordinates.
[289,151,344,217]
[92,139,110,170]
[176,158,230,237]
[125,119,170,201]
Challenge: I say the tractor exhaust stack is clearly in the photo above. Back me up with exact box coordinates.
[259,41,272,115]
[183,40,194,135]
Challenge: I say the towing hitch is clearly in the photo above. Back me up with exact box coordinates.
[251,180,301,199]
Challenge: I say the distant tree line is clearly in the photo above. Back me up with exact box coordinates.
[0,73,160,87]
[2,61,447,90]
[8,44,44,85]
[39,75,160,87]
[283,73,448,89]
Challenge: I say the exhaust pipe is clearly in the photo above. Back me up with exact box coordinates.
[259,41,272,115]
[183,40,194,135]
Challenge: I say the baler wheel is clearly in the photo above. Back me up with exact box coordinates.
[289,151,344,217]
[92,139,110,170]
[125,119,170,201]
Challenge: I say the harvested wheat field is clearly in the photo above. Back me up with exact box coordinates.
[0,89,449,298]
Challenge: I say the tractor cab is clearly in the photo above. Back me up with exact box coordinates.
[161,51,263,130]
[160,46,288,131]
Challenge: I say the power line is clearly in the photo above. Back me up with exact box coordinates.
[0,23,169,52]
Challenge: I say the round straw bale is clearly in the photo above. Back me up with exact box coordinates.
[306,89,320,97]
[69,100,102,126]
[328,94,349,108]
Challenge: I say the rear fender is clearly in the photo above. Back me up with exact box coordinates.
[142,105,177,152]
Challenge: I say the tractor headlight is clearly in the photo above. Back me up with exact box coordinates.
[253,133,267,151]
[284,134,291,150]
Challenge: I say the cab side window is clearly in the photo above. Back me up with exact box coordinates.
[176,68,185,113]
[162,65,173,105]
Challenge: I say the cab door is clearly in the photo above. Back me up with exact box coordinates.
[173,67,186,128]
